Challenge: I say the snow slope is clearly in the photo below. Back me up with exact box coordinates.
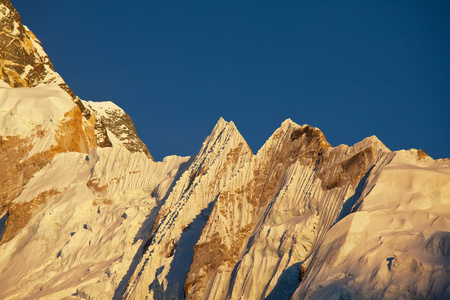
[0,82,96,223]
[0,82,85,157]
[0,147,189,299]
[292,150,450,299]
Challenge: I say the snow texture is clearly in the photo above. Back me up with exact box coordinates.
[0,146,189,299]
[0,82,90,160]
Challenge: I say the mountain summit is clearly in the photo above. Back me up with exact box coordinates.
[1,1,449,299]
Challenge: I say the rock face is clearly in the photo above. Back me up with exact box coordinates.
[1,1,449,300]
[82,101,153,159]
[0,0,70,92]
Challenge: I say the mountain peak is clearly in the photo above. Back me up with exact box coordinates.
[279,118,298,130]
[198,117,250,159]
[212,117,236,132]
[0,0,70,94]
[356,135,390,152]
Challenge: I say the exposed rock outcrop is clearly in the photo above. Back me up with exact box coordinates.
[82,101,153,159]
[0,0,72,93]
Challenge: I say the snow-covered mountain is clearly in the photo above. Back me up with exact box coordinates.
[1,1,449,299]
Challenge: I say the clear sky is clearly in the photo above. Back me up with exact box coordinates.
[13,1,450,161]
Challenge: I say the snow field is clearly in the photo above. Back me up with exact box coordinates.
[292,150,450,299]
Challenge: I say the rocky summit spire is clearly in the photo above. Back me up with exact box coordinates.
[0,0,78,100]
[0,0,152,157]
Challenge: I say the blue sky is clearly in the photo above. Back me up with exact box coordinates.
[13,1,450,160]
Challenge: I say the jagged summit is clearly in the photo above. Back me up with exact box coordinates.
[199,117,249,153]
[208,117,238,137]
[350,134,390,154]
[205,117,238,140]
[182,118,385,300]
[0,0,68,92]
